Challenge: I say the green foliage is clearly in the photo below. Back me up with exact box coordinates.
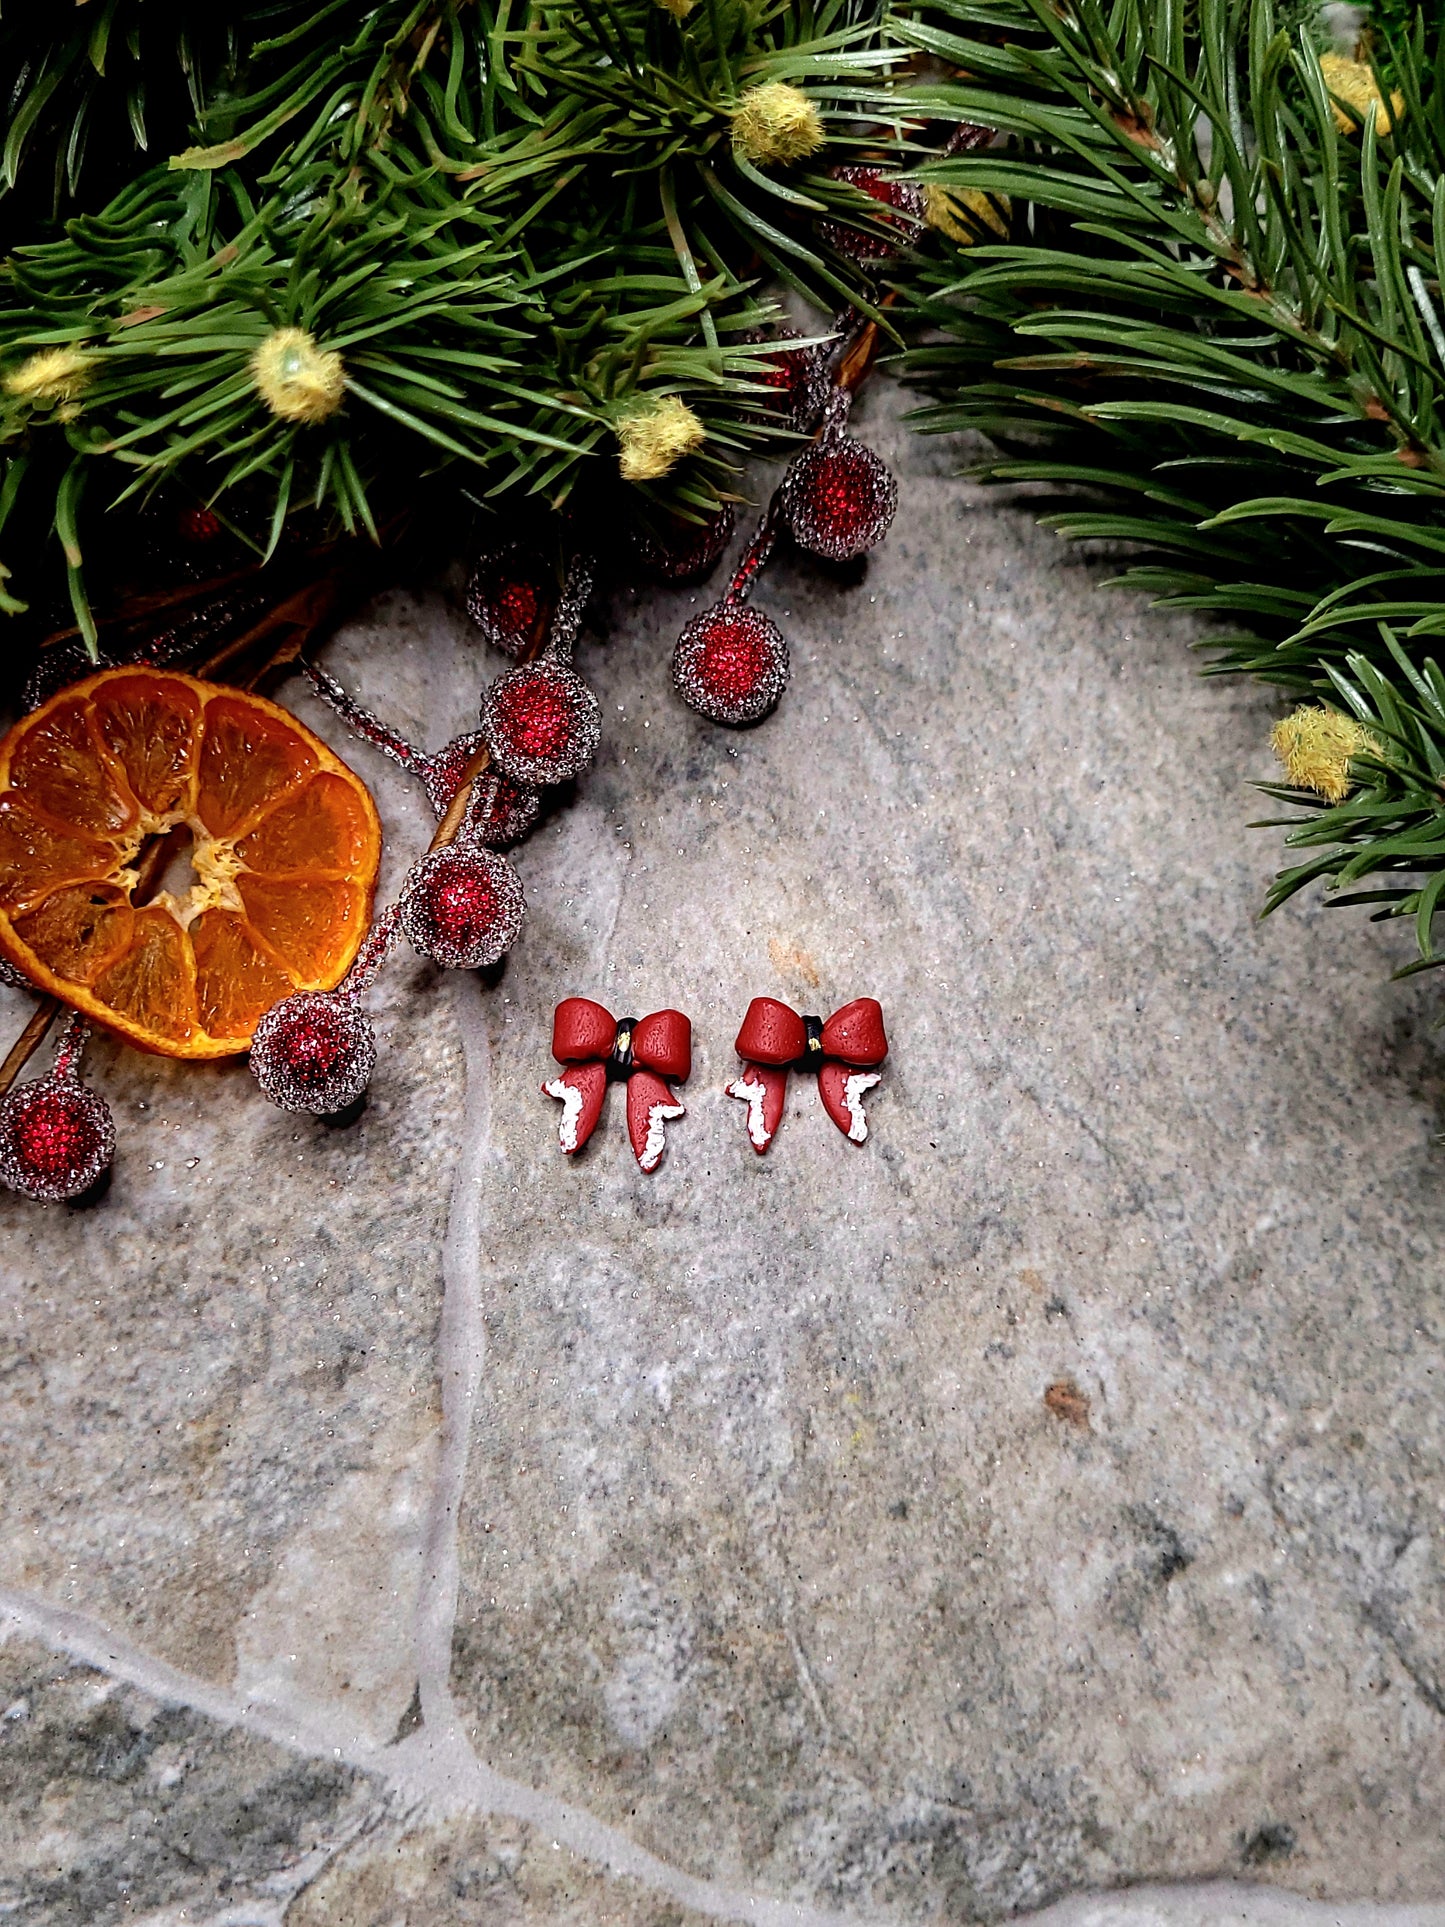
[0,3,235,214]
[892,0,1445,973]
[1260,629,1445,976]
[0,0,905,650]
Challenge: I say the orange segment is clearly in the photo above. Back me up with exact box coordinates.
[236,875,368,985]
[91,671,202,816]
[235,772,374,877]
[196,694,316,837]
[11,883,135,985]
[0,668,381,1057]
[0,798,116,913]
[7,695,136,837]
[91,908,198,1048]
[191,910,297,1042]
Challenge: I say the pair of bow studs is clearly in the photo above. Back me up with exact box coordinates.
[543,994,888,1172]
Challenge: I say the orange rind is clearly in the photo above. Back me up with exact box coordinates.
[0,668,381,1057]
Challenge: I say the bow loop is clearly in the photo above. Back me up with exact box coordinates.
[820,997,887,1067]
[631,1009,691,1081]
[733,995,806,1065]
[552,996,617,1062]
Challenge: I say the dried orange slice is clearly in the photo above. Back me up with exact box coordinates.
[0,668,381,1057]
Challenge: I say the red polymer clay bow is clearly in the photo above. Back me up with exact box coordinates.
[725,996,888,1153]
[543,998,691,1172]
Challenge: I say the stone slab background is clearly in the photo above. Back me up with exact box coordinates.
[1,383,1443,1925]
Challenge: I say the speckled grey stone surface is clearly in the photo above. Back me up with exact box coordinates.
[1,381,1444,1924]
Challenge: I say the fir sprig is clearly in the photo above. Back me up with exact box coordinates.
[893,0,1445,962]
[0,0,907,656]
[1260,629,1445,977]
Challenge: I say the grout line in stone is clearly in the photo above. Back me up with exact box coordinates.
[414,972,496,1730]
[0,1579,864,1927]
[8,1574,1444,1927]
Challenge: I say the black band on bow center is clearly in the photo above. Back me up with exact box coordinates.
[608,1019,638,1079]
[797,1014,825,1072]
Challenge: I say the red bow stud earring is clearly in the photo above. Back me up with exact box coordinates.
[544,998,691,1172]
[726,996,888,1153]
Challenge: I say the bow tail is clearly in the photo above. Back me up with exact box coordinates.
[819,1061,881,1144]
[626,1069,684,1172]
[543,1062,607,1153]
[726,1062,788,1153]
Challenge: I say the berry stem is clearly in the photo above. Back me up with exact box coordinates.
[430,743,494,850]
[49,1011,90,1082]
[303,658,425,776]
[546,553,596,663]
[340,902,404,1000]
[724,497,783,606]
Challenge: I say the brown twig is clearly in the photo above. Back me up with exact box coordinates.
[429,743,493,852]
[837,288,898,395]
[0,1000,61,1099]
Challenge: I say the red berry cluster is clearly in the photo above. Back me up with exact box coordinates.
[480,661,601,787]
[673,605,789,727]
[466,546,550,656]
[0,1012,114,1203]
[0,1078,113,1202]
[250,991,377,1117]
[780,432,898,563]
[818,165,925,262]
[670,323,898,730]
[400,845,526,972]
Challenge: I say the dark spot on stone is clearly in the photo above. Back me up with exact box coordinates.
[389,1681,423,1745]
[889,1499,909,1519]
[1127,1504,1191,1583]
[1242,1820,1297,1862]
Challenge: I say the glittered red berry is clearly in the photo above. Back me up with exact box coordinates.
[399,846,525,971]
[818,165,925,262]
[0,1076,114,1202]
[250,991,376,1115]
[781,435,898,561]
[757,335,831,431]
[467,770,541,849]
[633,504,736,583]
[673,604,789,727]
[178,504,222,543]
[466,547,550,657]
[480,661,601,786]
[420,730,490,817]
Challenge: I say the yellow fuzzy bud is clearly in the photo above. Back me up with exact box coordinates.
[730,82,824,166]
[1271,706,1381,804]
[616,395,706,482]
[1319,52,1403,137]
[251,326,345,425]
[4,346,93,407]
[923,183,1010,246]
[655,0,697,14]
